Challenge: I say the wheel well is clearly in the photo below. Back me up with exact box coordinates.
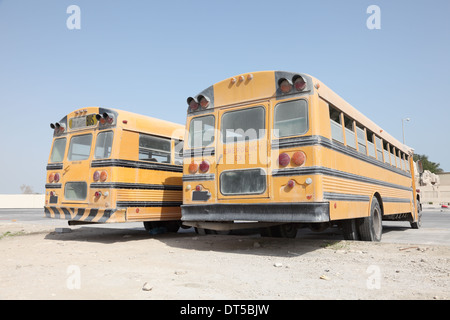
[373,192,384,216]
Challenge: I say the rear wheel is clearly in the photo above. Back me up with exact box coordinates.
[358,198,382,242]
[342,218,360,240]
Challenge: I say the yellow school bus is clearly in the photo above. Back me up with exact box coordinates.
[181,71,420,241]
[45,107,184,231]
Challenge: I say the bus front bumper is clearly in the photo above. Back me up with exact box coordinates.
[181,202,330,224]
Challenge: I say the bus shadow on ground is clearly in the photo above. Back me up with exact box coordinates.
[43,224,353,258]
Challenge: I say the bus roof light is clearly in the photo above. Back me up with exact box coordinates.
[50,123,56,129]
[189,162,199,174]
[293,75,307,91]
[198,95,210,109]
[278,78,292,93]
[187,97,199,111]
[54,173,60,183]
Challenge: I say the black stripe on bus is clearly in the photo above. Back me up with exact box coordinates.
[323,192,371,202]
[91,159,182,173]
[45,184,62,189]
[382,197,411,203]
[46,163,63,170]
[90,182,182,191]
[183,147,216,158]
[272,166,412,192]
[116,201,182,208]
[182,174,215,182]
[272,135,411,178]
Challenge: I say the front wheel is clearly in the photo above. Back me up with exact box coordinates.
[358,198,382,242]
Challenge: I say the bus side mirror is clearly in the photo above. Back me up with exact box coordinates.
[417,160,424,174]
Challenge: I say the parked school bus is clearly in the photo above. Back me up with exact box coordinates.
[45,107,184,231]
[181,71,420,241]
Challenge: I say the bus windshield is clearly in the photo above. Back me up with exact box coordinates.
[50,138,66,163]
[188,115,215,148]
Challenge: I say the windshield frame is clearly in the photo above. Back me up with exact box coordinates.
[187,115,215,149]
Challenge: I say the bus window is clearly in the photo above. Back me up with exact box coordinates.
[397,150,402,169]
[221,107,265,143]
[220,168,266,195]
[64,182,87,201]
[139,134,171,163]
[68,134,93,161]
[188,115,215,148]
[366,130,376,158]
[383,141,390,164]
[375,136,383,161]
[94,131,114,159]
[329,105,344,143]
[174,139,184,165]
[50,138,66,163]
[274,99,308,137]
[343,115,356,149]
[405,155,410,172]
[390,146,396,166]
[356,124,366,154]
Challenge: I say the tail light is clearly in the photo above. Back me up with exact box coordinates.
[93,171,100,181]
[292,151,306,166]
[278,78,292,93]
[293,76,306,91]
[278,153,290,167]
[94,191,102,198]
[54,173,60,183]
[287,180,295,188]
[50,191,56,197]
[195,185,202,191]
[199,160,210,173]
[100,171,108,182]
[189,162,199,174]
[48,173,55,183]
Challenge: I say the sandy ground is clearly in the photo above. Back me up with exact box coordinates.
[0,221,449,300]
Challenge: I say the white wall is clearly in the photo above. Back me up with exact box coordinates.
[0,194,45,209]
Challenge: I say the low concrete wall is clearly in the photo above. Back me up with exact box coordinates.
[0,194,45,209]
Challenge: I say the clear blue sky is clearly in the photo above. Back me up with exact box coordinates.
[0,0,449,194]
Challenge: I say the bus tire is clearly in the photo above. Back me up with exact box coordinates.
[342,219,360,240]
[358,198,382,242]
[410,211,422,229]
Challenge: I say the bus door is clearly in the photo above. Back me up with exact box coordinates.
[61,133,94,205]
[216,102,270,200]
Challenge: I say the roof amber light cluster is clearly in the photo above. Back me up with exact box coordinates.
[278,75,307,94]
[187,95,210,113]
[96,112,114,125]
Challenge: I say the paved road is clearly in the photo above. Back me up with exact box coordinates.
[1,208,449,245]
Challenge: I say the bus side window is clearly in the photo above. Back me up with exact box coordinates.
[356,123,367,155]
[329,105,344,144]
[390,146,396,166]
[397,150,402,169]
[366,130,376,158]
[375,136,383,161]
[139,134,171,163]
[343,115,356,149]
[405,154,410,172]
[173,139,184,165]
[383,141,390,164]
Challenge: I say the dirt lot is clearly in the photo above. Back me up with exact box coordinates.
[0,221,449,300]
